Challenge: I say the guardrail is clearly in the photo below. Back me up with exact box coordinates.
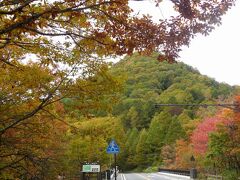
[158,168,190,176]
[158,168,198,179]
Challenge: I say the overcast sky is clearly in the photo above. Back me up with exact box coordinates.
[129,0,240,86]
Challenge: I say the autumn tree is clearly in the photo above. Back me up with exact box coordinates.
[0,102,68,179]
[160,144,176,169]
[174,139,193,169]
[191,117,225,155]
[0,62,122,178]
[61,117,126,174]
[207,96,240,177]
[0,0,236,64]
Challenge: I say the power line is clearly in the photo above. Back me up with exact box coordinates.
[155,103,240,112]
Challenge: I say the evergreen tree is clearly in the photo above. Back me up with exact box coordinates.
[124,128,139,170]
[135,129,149,169]
[146,111,170,165]
[164,116,186,144]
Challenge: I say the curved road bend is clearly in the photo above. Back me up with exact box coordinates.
[117,173,190,180]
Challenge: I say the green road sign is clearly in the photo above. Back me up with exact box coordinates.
[82,165,91,172]
[82,164,100,172]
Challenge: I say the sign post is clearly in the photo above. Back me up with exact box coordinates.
[114,154,117,180]
[106,139,120,180]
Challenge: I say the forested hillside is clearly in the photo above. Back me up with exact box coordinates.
[107,54,240,178]
[111,54,236,130]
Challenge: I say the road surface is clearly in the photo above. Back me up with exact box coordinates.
[116,172,190,180]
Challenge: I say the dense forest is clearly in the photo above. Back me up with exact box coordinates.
[1,52,240,179]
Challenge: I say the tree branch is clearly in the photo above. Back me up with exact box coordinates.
[0,52,19,68]
[0,0,35,15]
[41,108,80,131]
[0,66,76,134]
[0,1,119,36]
[0,155,26,171]
[23,26,70,37]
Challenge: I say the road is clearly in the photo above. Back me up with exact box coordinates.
[116,172,190,180]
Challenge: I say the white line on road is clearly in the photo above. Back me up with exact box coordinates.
[121,174,126,180]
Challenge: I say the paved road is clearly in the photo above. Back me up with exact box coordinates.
[116,172,190,180]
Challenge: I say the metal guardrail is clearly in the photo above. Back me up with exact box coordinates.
[158,168,190,176]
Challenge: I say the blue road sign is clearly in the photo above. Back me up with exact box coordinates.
[106,139,120,154]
